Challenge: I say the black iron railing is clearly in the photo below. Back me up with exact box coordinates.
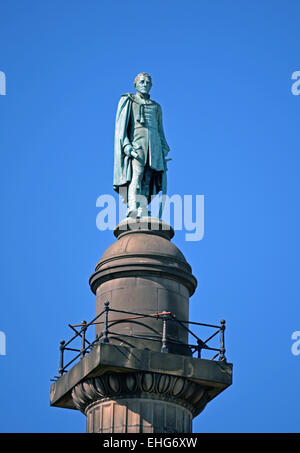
[51,301,227,381]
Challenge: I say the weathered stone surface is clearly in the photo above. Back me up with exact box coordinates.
[90,219,196,295]
[85,398,193,433]
[114,217,175,240]
[50,343,232,412]
[71,370,209,417]
[71,369,210,433]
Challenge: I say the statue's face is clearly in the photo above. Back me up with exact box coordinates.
[135,75,152,95]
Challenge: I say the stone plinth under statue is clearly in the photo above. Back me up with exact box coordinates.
[90,217,196,356]
[50,218,232,433]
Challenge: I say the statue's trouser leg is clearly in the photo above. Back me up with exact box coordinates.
[127,158,145,216]
[139,166,153,216]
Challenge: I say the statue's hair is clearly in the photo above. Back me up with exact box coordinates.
[134,72,152,87]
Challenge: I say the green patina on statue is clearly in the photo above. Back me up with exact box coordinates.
[113,73,170,218]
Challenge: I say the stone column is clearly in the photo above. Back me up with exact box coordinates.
[85,399,192,434]
[50,217,233,433]
[72,371,209,433]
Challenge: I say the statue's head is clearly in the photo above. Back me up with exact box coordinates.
[134,72,152,95]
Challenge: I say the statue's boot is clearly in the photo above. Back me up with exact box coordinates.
[136,205,148,217]
[127,206,138,218]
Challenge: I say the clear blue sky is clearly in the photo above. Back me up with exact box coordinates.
[0,0,299,433]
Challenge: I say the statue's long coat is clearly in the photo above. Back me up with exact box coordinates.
[113,93,169,203]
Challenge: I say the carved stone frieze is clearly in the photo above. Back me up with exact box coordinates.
[71,370,209,417]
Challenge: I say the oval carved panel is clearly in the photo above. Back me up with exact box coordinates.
[71,370,208,417]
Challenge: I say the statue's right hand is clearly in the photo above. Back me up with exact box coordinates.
[124,146,139,160]
[130,149,138,159]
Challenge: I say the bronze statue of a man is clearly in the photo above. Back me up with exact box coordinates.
[113,73,170,218]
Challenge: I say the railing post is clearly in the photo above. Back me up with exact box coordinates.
[80,320,87,358]
[219,319,226,361]
[59,340,65,376]
[161,314,168,353]
[197,339,202,358]
[101,301,110,343]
